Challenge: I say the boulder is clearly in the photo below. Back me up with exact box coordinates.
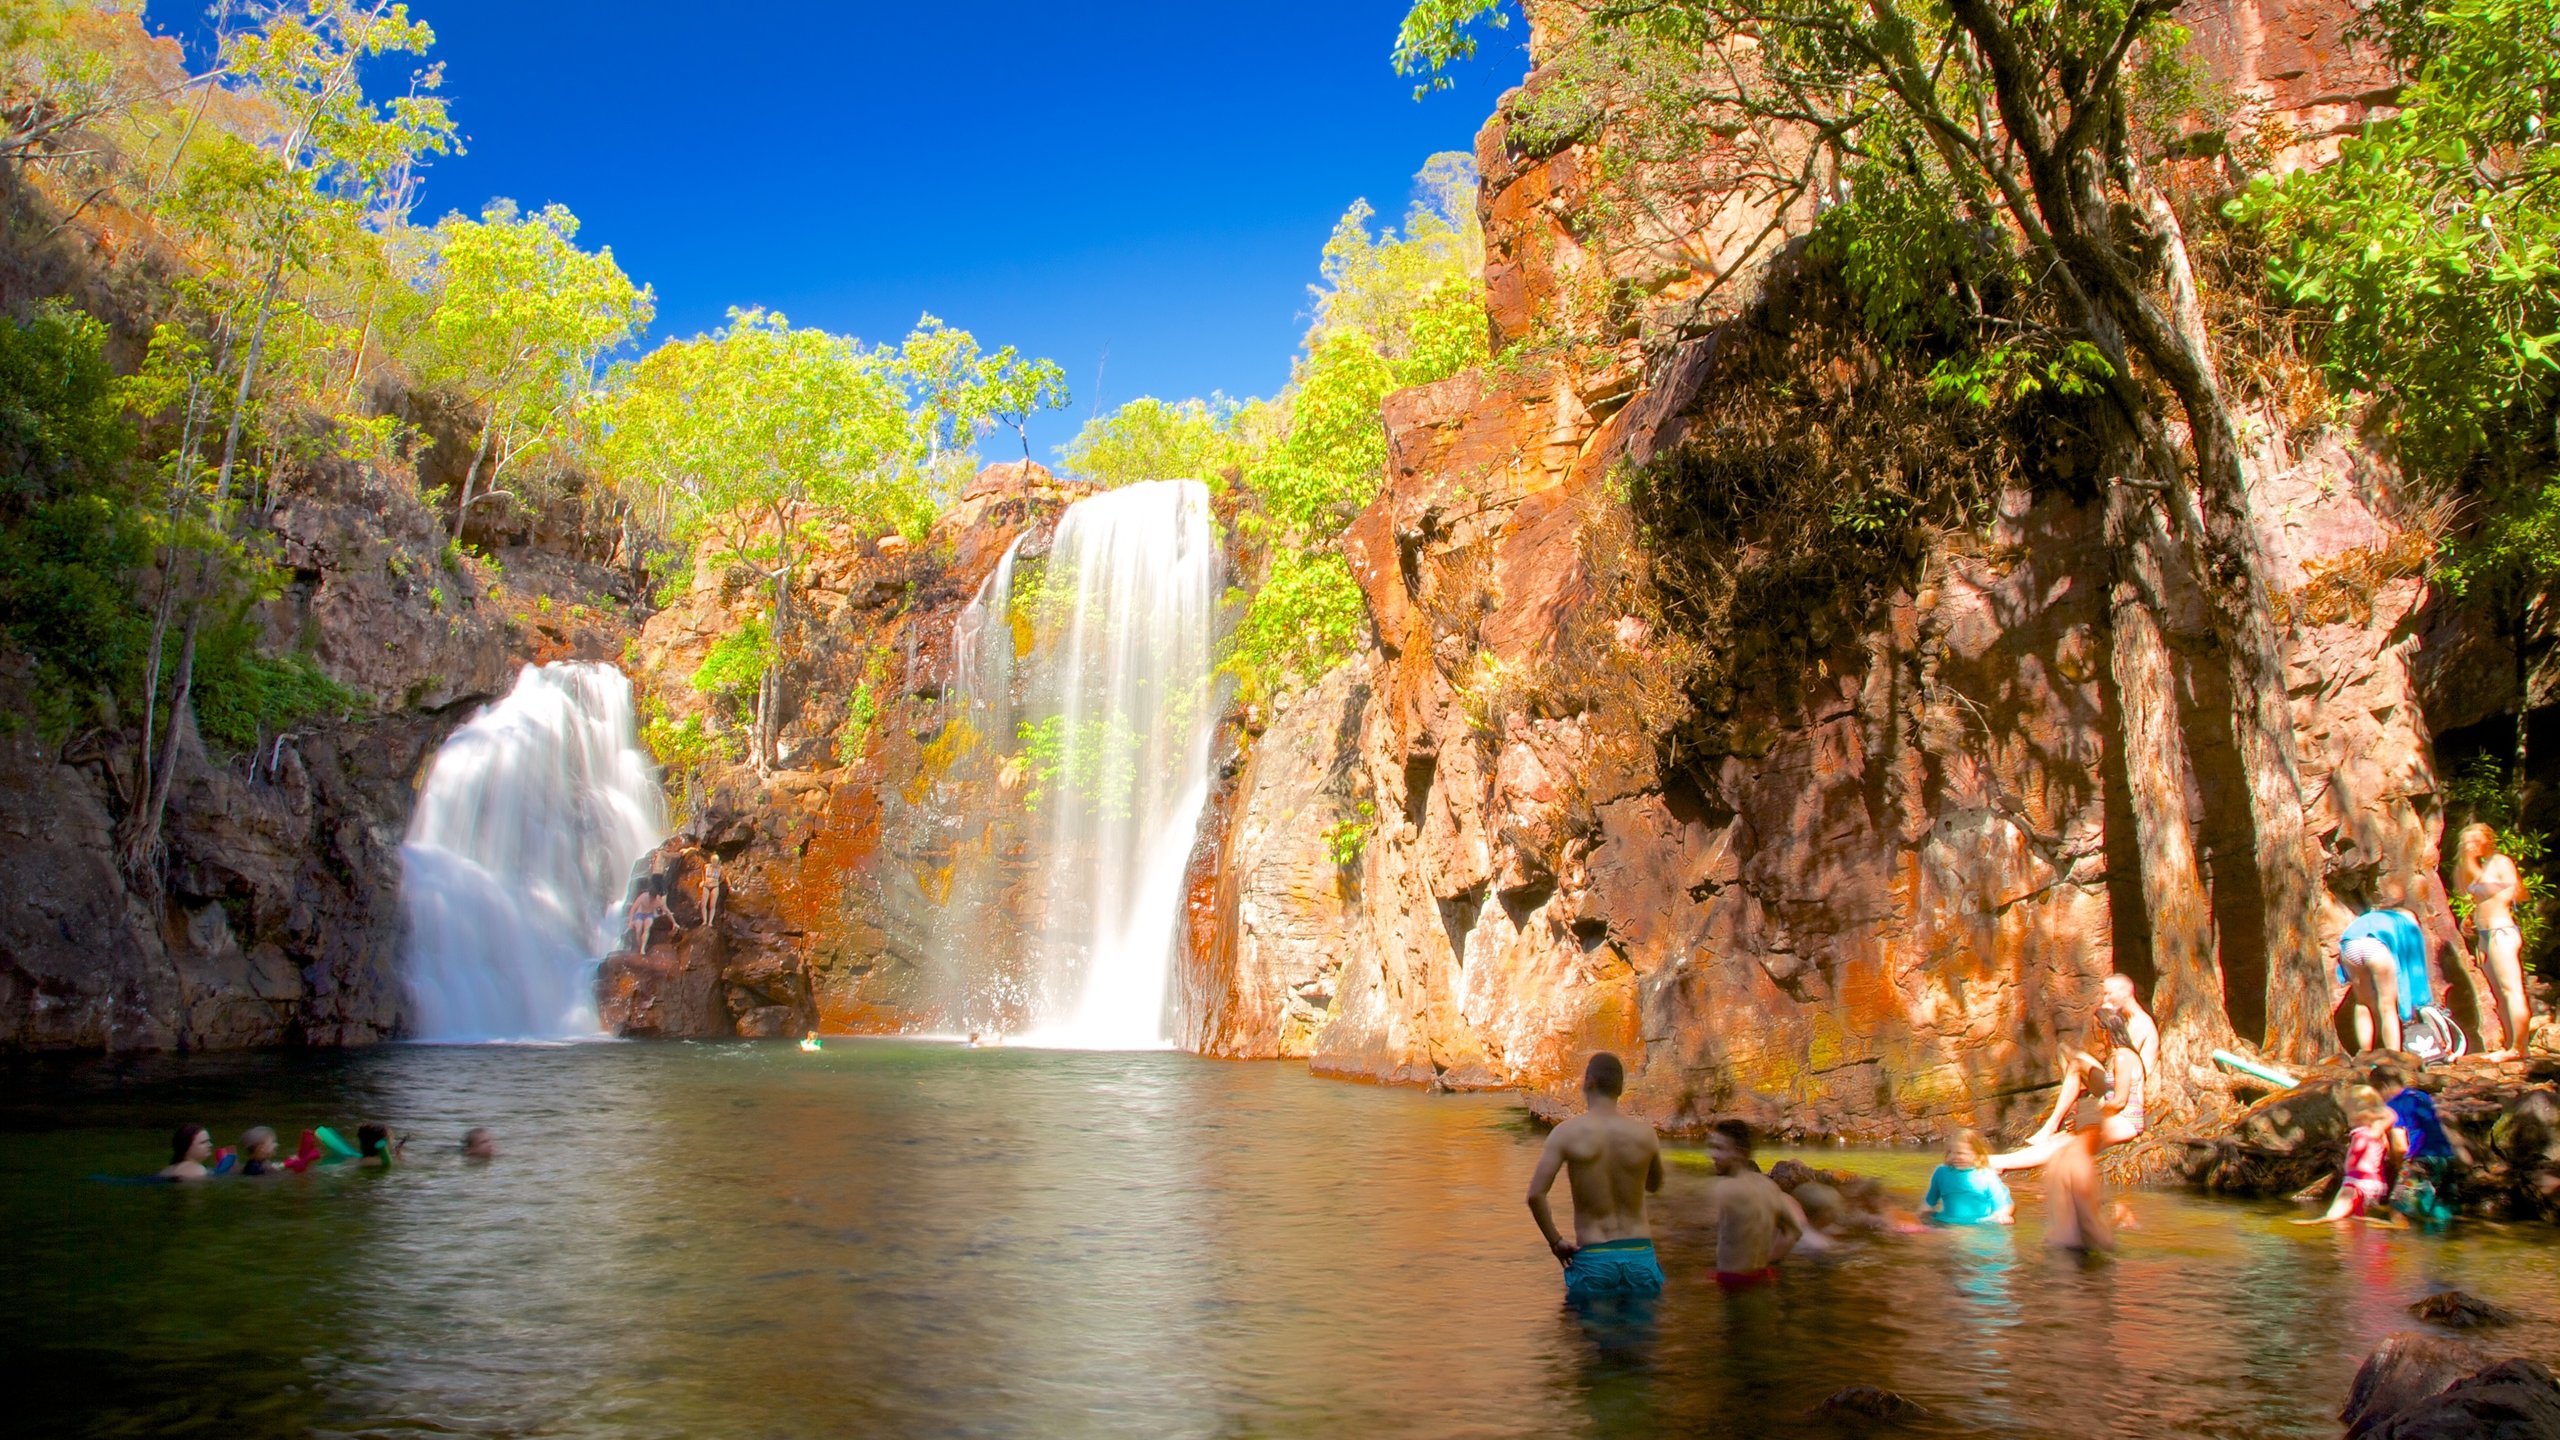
[2344,1333,2493,1438]
[2410,1291,2522,1329]
[2363,1359,2560,1440]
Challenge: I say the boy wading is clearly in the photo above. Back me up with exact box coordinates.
[1526,1052,1666,1302]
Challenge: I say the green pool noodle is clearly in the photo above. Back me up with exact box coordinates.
[2210,1049,2300,1090]
[314,1126,360,1159]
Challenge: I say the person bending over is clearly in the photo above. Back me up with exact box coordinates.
[2296,1086,2407,1226]
[1703,1119,1823,1290]
[1526,1052,1666,1306]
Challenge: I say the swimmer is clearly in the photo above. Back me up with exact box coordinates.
[236,1127,280,1177]
[1526,1053,1666,1305]
[1768,1159,1848,1235]
[461,1127,498,1161]
[1922,1129,2015,1226]
[355,1123,403,1168]
[158,1124,213,1182]
[2297,1085,2407,1225]
[1703,1118,1824,1290]
[798,1032,823,1053]
[966,1032,981,1049]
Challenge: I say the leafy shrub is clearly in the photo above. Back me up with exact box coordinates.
[689,615,770,698]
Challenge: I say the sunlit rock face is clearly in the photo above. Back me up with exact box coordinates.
[1192,0,2484,1139]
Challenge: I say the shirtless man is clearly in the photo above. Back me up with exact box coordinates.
[1526,1052,1666,1304]
[1703,1119,1823,1290]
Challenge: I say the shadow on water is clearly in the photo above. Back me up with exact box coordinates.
[4,1044,2559,1438]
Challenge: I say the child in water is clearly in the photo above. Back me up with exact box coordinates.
[2297,1086,2407,1225]
[1922,1129,2015,1225]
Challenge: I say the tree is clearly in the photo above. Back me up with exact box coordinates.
[118,0,453,877]
[2236,0,2559,801]
[1059,395,1255,488]
[1402,0,2333,1062]
[417,198,653,538]
[593,309,922,773]
[1230,158,1492,701]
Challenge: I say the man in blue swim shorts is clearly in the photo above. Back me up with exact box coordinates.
[1527,1053,1667,1303]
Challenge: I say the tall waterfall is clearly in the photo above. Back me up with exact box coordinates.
[921,479,1224,1047]
[401,663,666,1041]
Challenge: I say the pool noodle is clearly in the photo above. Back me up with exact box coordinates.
[2210,1049,2300,1090]
[314,1126,360,1159]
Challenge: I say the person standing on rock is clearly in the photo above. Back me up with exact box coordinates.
[2455,824,2533,1061]
[1526,1052,1666,1307]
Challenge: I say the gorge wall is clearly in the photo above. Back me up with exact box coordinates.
[1186,0,2538,1139]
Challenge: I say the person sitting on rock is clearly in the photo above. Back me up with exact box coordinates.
[2336,877,2434,1055]
[1993,975,2158,1172]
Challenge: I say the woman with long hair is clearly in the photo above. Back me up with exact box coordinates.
[2454,822,2533,1060]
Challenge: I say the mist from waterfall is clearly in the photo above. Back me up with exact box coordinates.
[924,479,1225,1048]
[401,662,667,1041]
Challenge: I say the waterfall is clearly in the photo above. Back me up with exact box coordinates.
[1018,480,1223,1047]
[919,480,1224,1047]
[401,662,667,1041]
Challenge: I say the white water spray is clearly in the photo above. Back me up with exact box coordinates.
[1016,480,1224,1048]
[401,663,666,1041]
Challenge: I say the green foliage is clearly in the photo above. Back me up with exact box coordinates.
[640,708,732,774]
[895,313,1070,473]
[1058,395,1257,488]
[1227,157,1491,703]
[1013,711,1142,817]
[2230,0,2560,598]
[1227,546,1369,699]
[1324,800,1378,866]
[689,615,770,698]
[835,647,892,766]
[1392,0,1512,95]
[0,303,146,737]
[1924,341,2116,411]
[190,630,363,754]
[417,199,653,522]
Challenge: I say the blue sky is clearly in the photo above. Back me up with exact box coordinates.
[148,2,1529,462]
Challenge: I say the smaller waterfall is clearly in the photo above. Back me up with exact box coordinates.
[402,663,666,1041]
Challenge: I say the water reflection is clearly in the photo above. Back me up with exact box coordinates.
[5,1046,2560,1439]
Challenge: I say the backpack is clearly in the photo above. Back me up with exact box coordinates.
[2405,1005,2468,1064]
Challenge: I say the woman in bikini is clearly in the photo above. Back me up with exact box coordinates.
[1991,1001,2150,1176]
[2455,823,2533,1060]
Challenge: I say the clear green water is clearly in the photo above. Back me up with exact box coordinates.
[4,1043,2556,1439]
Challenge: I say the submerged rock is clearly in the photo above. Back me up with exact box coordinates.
[2410,1291,2522,1329]
[1811,1385,1928,1423]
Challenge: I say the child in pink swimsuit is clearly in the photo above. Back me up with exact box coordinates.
[2296,1086,2407,1225]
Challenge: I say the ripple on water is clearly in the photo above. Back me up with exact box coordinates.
[3,1042,2557,1439]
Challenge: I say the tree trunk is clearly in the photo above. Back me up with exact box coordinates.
[117,611,197,881]
[2106,475,2237,1114]
[2134,199,2329,1064]
[454,414,496,540]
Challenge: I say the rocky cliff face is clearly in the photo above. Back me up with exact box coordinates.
[1188,0,2522,1139]
[0,443,636,1052]
[600,462,1081,1039]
